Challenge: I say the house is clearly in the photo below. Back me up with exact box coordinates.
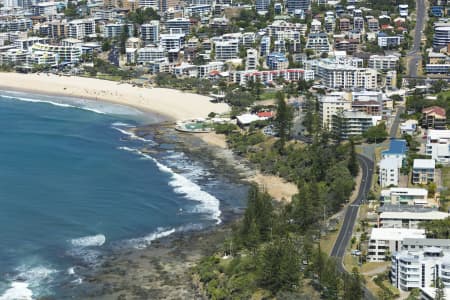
[426,129,450,164]
[368,227,425,261]
[380,188,428,206]
[400,119,418,135]
[412,159,435,185]
[421,106,447,129]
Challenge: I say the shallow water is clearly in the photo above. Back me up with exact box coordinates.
[0,91,247,299]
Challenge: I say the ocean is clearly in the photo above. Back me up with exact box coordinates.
[0,90,247,299]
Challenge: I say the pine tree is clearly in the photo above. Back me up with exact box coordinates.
[348,139,359,177]
[274,91,293,151]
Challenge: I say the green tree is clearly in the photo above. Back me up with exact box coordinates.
[273,91,293,151]
[343,268,364,300]
[119,24,130,54]
[363,123,388,143]
[435,278,446,300]
[258,237,301,294]
[348,140,359,177]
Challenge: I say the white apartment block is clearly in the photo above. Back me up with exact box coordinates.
[402,238,450,252]
[368,55,399,71]
[197,61,224,78]
[368,228,426,261]
[31,43,81,64]
[136,46,165,64]
[14,37,49,50]
[305,32,330,53]
[379,210,449,229]
[412,159,435,185]
[159,33,185,51]
[68,19,95,40]
[214,39,239,61]
[165,18,190,35]
[141,21,159,45]
[245,48,258,70]
[139,0,158,9]
[267,20,307,37]
[32,2,57,16]
[319,93,351,130]
[391,248,450,291]
[229,69,314,86]
[379,157,400,187]
[103,23,134,39]
[426,130,450,164]
[380,188,429,206]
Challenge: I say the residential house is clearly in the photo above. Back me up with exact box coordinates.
[412,159,435,185]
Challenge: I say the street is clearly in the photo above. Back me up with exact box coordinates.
[407,0,427,78]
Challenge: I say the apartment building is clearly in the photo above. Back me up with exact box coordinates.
[368,54,399,71]
[305,32,330,53]
[421,106,447,130]
[368,228,425,261]
[266,52,288,70]
[319,93,351,130]
[141,21,160,45]
[377,32,404,48]
[412,159,435,185]
[103,23,134,39]
[336,110,378,139]
[214,39,239,61]
[229,69,314,86]
[165,18,190,35]
[245,48,258,70]
[31,43,82,64]
[391,248,450,291]
[378,206,448,229]
[379,157,400,187]
[197,61,224,78]
[426,129,450,164]
[135,46,165,64]
[380,188,429,206]
[159,33,185,51]
[68,19,95,40]
[433,25,450,51]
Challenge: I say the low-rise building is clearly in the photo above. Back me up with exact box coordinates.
[377,32,404,48]
[368,228,426,261]
[378,208,449,229]
[412,159,435,185]
[402,238,450,252]
[381,139,408,169]
[368,55,399,71]
[380,188,429,206]
[422,106,447,130]
[400,119,418,135]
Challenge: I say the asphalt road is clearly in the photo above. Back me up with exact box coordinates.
[330,154,374,299]
[390,107,404,138]
[407,0,427,77]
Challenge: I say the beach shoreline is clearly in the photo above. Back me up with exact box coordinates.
[0,72,229,121]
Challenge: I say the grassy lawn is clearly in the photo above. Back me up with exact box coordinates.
[320,221,342,256]
[259,91,278,101]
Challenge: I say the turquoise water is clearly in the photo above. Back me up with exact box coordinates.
[0,91,246,299]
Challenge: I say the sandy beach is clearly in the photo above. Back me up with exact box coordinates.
[0,72,229,120]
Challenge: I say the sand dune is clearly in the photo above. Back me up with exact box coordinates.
[0,72,229,121]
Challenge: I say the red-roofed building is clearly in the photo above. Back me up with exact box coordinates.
[257,111,274,118]
[422,106,447,129]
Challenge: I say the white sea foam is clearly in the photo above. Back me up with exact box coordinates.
[111,122,133,127]
[124,227,176,249]
[67,267,75,275]
[0,282,33,300]
[70,234,106,247]
[118,146,222,224]
[0,94,106,114]
[112,126,156,144]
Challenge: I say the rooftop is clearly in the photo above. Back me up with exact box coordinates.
[413,159,435,169]
[382,139,407,155]
[380,210,449,220]
[370,228,425,240]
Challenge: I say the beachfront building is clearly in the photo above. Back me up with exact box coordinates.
[368,228,426,261]
[379,157,400,187]
[319,93,351,130]
[229,69,314,86]
[412,159,435,185]
[197,61,224,78]
[30,43,81,64]
[305,59,378,89]
[391,248,450,291]
[426,130,450,164]
[136,46,166,64]
[380,188,429,206]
